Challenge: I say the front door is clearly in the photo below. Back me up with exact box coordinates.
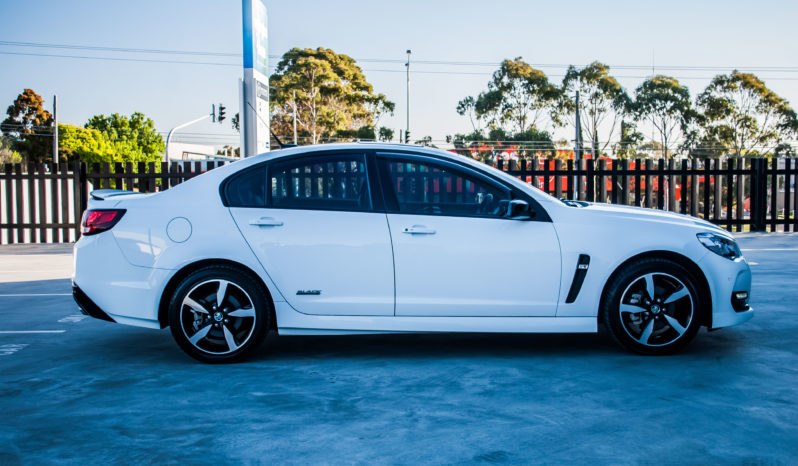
[379,153,561,317]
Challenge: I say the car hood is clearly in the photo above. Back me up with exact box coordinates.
[575,202,730,236]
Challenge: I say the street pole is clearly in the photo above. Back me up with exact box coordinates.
[164,113,212,162]
[573,91,582,199]
[405,49,411,144]
[52,95,58,165]
[292,90,298,145]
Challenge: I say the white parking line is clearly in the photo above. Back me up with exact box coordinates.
[0,344,28,356]
[0,293,72,297]
[58,314,86,323]
[0,330,66,334]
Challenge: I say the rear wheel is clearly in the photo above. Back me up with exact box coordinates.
[168,266,270,363]
[602,258,704,355]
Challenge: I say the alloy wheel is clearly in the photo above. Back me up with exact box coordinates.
[618,272,694,347]
[179,279,257,355]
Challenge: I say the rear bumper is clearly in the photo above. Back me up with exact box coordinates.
[73,283,115,323]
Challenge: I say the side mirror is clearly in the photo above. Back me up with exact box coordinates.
[505,199,535,220]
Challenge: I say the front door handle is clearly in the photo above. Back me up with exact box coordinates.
[403,225,436,235]
[250,217,284,227]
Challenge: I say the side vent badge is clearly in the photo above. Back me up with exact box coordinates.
[296,290,321,296]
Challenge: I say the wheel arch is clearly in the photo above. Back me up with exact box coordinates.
[158,258,277,330]
[597,250,713,328]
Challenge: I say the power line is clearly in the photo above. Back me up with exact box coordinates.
[3,50,798,82]
[2,40,797,73]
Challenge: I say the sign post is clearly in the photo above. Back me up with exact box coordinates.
[242,0,269,156]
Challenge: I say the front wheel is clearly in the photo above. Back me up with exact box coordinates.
[168,266,271,363]
[602,258,704,355]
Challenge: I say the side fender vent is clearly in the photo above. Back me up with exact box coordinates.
[565,254,591,304]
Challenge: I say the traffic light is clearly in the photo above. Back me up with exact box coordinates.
[405,130,410,144]
[217,103,226,124]
[211,104,216,123]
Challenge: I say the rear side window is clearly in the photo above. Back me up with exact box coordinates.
[269,155,371,211]
[224,165,266,208]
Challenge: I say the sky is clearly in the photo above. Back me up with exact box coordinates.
[1,0,797,150]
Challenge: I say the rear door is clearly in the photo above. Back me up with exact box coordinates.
[378,152,562,317]
[227,152,395,316]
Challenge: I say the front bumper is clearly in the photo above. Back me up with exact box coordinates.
[698,252,754,329]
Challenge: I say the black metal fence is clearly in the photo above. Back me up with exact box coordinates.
[1,157,796,244]
[493,157,797,232]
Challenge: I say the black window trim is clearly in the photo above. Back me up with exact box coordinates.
[219,147,551,222]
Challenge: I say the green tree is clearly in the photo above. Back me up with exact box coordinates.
[695,70,798,156]
[633,76,692,159]
[466,57,560,133]
[612,120,645,159]
[378,126,394,142]
[269,47,394,144]
[57,124,115,163]
[0,88,53,163]
[0,136,23,164]
[85,112,164,162]
[560,62,630,154]
[456,96,478,131]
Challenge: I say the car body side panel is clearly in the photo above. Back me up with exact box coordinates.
[273,301,596,335]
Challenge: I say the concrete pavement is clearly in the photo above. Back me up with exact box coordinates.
[0,234,796,464]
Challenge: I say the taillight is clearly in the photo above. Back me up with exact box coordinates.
[80,209,126,235]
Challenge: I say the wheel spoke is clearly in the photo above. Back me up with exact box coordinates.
[216,280,229,308]
[644,274,656,301]
[228,307,255,318]
[189,324,212,345]
[637,318,655,345]
[663,314,687,335]
[663,287,689,304]
[184,297,209,314]
[222,324,238,351]
[620,304,647,314]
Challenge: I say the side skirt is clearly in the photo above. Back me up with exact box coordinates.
[274,302,597,336]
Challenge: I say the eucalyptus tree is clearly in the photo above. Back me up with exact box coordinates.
[560,62,631,155]
[695,71,798,156]
[459,57,561,134]
[270,47,394,144]
[633,75,692,159]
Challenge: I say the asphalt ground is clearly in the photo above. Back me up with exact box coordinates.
[0,235,796,465]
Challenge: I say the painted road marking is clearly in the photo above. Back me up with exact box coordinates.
[58,314,86,323]
[0,293,72,297]
[0,344,28,356]
[0,330,66,334]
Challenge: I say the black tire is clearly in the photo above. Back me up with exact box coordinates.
[601,257,704,355]
[168,265,271,363]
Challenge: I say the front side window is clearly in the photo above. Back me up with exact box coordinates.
[381,156,510,217]
[269,155,370,211]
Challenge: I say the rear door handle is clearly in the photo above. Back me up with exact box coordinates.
[403,225,436,235]
[250,217,284,227]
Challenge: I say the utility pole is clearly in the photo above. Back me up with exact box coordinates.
[52,95,58,165]
[405,49,411,144]
[292,90,297,145]
[573,91,582,199]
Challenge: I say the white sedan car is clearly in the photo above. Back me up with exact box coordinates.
[73,143,752,362]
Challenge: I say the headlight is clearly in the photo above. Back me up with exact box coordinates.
[696,232,742,260]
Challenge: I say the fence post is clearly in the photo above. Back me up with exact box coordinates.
[750,158,767,232]
[586,158,595,202]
